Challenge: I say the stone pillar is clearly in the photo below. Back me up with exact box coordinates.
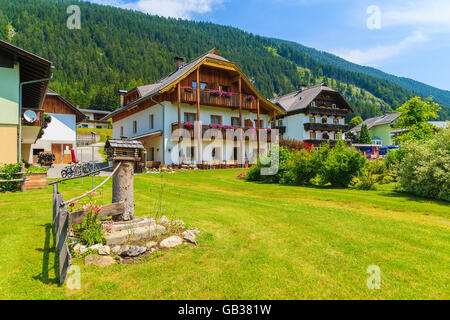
[112,160,135,221]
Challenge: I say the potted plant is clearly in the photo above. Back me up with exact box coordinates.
[24,166,47,190]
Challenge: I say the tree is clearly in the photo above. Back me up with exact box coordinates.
[394,97,440,142]
[349,116,363,129]
[359,124,372,144]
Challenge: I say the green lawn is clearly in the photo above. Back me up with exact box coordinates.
[0,169,449,299]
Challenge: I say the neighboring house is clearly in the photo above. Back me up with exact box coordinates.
[428,121,449,130]
[28,89,86,164]
[0,40,52,164]
[272,84,353,147]
[350,113,401,147]
[78,108,111,129]
[104,49,284,166]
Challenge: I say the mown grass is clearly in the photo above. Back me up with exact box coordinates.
[0,169,448,299]
[77,128,112,143]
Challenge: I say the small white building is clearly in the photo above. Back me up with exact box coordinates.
[78,108,111,129]
[29,89,85,164]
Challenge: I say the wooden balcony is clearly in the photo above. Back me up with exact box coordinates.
[304,122,349,132]
[181,89,257,111]
[21,108,45,127]
[305,106,349,117]
[171,123,274,142]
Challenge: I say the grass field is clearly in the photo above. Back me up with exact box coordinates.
[0,169,448,299]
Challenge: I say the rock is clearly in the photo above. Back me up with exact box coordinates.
[79,246,88,254]
[119,245,130,255]
[171,220,184,226]
[191,229,201,235]
[89,244,102,251]
[106,224,166,245]
[73,244,81,253]
[85,254,116,267]
[159,216,169,225]
[122,245,147,257]
[98,245,111,255]
[160,236,183,248]
[182,230,197,245]
[145,241,158,249]
[111,245,121,254]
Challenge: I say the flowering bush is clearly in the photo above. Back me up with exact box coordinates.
[236,172,247,179]
[184,122,194,129]
[70,192,106,246]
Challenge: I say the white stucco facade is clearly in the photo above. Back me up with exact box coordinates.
[112,101,271,165]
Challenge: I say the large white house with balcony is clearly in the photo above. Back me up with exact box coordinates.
[272,84,353,147]
[104,49,284,167]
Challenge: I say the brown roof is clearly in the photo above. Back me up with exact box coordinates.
[0,40,52,109]
[45,89,86,123]
[105,49,283,119]
[350,113,401,133]
[272,84,353,114]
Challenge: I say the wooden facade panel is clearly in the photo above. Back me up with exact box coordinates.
[43,96,74,115]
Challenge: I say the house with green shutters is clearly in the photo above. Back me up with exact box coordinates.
[349,113,401,147]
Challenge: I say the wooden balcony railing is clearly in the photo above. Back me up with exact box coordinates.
[171,122,274,142]
[304,122,349,132]
[181,89,257,111]
[21,108,45,127]
[305,106,350,117]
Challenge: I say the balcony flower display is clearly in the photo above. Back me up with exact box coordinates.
[182,86,193,93]
[184,122,194,129]
[210,124,221,129]
[221,125,234,130]
[210,90,221,97]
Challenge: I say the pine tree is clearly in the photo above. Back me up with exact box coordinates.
[359,124,372,144]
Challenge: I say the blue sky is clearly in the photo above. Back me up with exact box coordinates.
[88,0,450,91]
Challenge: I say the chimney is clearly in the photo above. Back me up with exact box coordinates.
[118,90,127,107]
[174,56,186,69]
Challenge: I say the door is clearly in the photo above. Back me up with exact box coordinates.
[51,144,62,164]
[62,144,73,164]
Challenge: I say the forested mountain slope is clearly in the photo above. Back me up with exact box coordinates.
[0,0,447,120]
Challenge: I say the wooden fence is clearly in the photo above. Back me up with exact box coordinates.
[51,163,123,285]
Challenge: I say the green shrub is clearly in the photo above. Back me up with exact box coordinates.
[314,141,366,187]
[394,128,450,201]
[0,163,22,192]
[246,145,292,184]
[25,166,47,174]
[350,170,377,190]
[282,149,316,185]
[79,225,106,247]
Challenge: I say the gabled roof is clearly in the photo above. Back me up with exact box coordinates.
[105,49,284,120]
[0,40,52,109]
[78,108,111,115]
[105,139,145,149]
[45,89,86,123]
[271,84,353,114]
[351,113,401,133]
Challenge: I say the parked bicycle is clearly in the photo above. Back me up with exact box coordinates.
[61,162,99,178]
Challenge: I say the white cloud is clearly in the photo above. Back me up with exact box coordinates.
[89,0,225,19]
[382,0,450,30]
[334,31,427,65]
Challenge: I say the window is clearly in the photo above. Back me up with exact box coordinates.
[96,126,102,129]
[147,147,154,161]
[81,124,88,128]
[310,132,316,140]
[187,146,196,160]
[323,133,329,140]
[278,120,283,126]
[211,115,222,125]
[332,104,337,109]
[184,112,196,123]
[322,118,327,124]
[133,120,137,134]
[309,116,315,123]
[311,101,316,106]
[192,81,207,90]
[233,147,238,161]
[120,126,124,137]
[149,114,154,129]
[333,118,339,125]
[254,119,264,128]
[231,117,240,127]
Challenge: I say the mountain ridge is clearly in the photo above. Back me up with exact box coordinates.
[0,0,447,120]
